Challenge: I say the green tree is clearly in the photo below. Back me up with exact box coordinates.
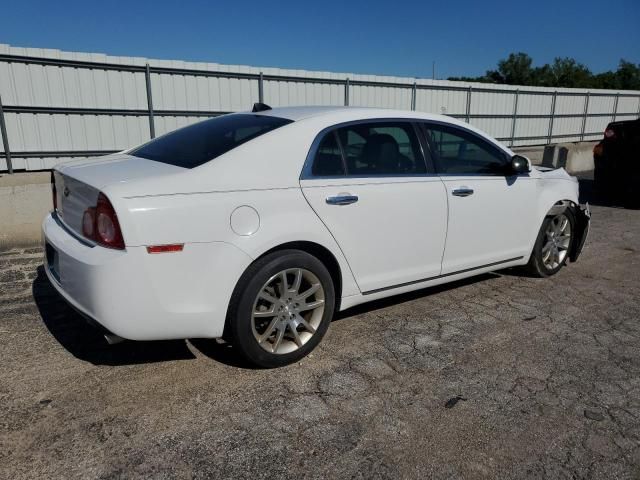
[485,52,534,85]
[538,57,592,88]
[614,60,640,89]
[447,54,640,91]
[592,70,617,89]
[531,64,552,86]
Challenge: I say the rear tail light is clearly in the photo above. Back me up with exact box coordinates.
[81,193,125,249]
[604,128,616,139]
[51,171,57,211]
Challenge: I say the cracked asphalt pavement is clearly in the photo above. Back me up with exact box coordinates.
[1,186,639,479]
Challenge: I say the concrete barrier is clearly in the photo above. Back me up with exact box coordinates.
[0,172,51,249]
[511,145,546,166]
[539,141,598,173]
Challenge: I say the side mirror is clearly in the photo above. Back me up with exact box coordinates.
[510,155,531,174]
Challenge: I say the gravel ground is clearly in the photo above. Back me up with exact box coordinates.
[1,183,639,479]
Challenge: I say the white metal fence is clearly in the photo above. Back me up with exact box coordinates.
[1,44,639,173]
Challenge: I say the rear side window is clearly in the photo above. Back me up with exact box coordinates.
[130,114,292,168]
[424,123,508,175]
[337,122,426,176]
[309,122,426,177]
[312,132,345,176]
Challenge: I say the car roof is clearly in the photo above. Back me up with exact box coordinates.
[243,106,509,154]
[246,105,461,125]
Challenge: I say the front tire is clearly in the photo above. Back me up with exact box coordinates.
[526,210,575,277]
[227,250,335,368]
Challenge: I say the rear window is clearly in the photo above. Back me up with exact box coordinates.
[130,114,293,168]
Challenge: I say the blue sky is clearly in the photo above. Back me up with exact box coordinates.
[2,0,639,79]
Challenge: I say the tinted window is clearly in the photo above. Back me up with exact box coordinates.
[424,124,508,175]
[130,114,292,168]
[312,132,345,176]
[337,122,426,176]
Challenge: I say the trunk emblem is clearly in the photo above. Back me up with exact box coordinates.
[63,187,70,197]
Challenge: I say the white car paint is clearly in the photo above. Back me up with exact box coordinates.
[300,176,447,293]
[439,175,537,274]
[42,106,582,341]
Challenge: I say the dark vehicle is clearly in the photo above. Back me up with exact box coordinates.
[593,118,640,207]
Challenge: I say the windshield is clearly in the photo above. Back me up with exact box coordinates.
[130,114,293,168]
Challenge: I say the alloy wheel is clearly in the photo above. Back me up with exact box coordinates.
[251,268,326,354]
[542,213,572,270]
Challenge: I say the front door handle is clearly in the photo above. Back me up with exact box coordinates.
[452,187,474,197]
[326,194,359,206]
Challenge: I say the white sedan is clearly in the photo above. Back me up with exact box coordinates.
[43,105,590,367]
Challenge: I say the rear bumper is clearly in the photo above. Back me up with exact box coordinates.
[42,213,253,340]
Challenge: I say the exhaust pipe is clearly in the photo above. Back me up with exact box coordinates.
[104,333,125,345]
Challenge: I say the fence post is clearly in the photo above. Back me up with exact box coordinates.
[411,82,417,111]
[612,93,619,122]
[344,78,350,106]
[547,91,557,144]
[580,92,590,141]
[144,63,156,139]
[465,86,472,123]
[509,89,519,147]
[0,94,12,174]
[258,72,264,104]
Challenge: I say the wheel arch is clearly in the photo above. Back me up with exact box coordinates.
[533,198,586,263]
[222,240,345,340]
[258,241,343,306]
[544,199,579,217]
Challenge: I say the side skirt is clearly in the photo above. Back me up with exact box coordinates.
[338,256,527,312]
[363,256,524,296]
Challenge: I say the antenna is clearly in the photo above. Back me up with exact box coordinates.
[252,102,272,112]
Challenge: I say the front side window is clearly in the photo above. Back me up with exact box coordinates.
[130,114,292,168]
[423,123,508,175]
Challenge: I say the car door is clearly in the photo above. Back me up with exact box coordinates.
[421,122,536,275]
[300,120,447,294]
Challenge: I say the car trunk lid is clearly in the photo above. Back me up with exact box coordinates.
[56,152,185,190]
[53,171,99,238]
[53,153,185,238]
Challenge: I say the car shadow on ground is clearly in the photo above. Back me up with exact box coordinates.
[32,266,197,366]
[33,266,505,369]
[188,339,255,369]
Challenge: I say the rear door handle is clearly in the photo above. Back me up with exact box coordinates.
[326,194,359,206]
[452,187,474,197]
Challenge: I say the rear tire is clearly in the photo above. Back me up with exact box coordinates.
[227,249,335,368]
[526,209,575,278]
